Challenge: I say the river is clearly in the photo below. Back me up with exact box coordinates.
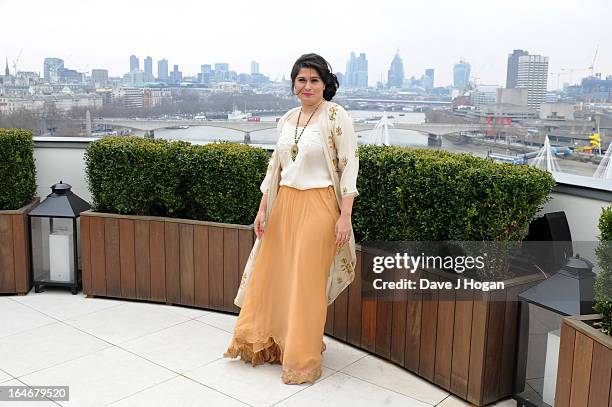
[153,110,602,177]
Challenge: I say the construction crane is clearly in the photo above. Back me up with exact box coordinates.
[565,68,587,85]
[549,71,564,90]
[549,67,590,87]
[589,44,599,78]
[12,49,23,76]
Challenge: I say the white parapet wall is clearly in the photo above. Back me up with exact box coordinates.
[33,137,97,204]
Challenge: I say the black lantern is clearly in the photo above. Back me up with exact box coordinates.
[28,182,90,294]
[513,253,596,407]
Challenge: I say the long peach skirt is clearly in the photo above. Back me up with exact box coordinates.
[224,185,340,384]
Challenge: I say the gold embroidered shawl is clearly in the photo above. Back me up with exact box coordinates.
[234,100,359,307]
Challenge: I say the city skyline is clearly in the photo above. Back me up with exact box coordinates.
[2,0,611,88]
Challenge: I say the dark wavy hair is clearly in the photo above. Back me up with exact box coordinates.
[290,53,339,101]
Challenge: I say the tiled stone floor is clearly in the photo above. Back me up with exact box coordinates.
[0,289,517,407]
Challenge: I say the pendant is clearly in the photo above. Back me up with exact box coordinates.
[291,143,299,161]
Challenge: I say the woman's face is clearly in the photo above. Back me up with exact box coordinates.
[293,67,325,106]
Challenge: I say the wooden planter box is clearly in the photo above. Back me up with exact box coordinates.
[80,211,254,313]
[0,198,39,294]
[323,245,544,406]
[555,315,612,407]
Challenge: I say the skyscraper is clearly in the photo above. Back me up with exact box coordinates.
[346,52,357,87]
[43,57,64,83]
[214,63,229,72]
[356,53,368,87]
[144,56,153,81]
[91,69,109,87]
[387,50,404,88]
[200,64,212,84]
[251,61,260,75]
[345,52,368,88]
[453,60,471,89]
[214,63,229,82]
[424,69,435,90]
[516,54,549,110]
[157,59,168,81]
[130,55,139,71]
[506,49,529,88]
[5,58,9,77]
[170,64,182,84]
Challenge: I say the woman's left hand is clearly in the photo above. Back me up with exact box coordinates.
[335,213,352,247]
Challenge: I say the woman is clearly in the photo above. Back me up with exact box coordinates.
[224,53,359,385]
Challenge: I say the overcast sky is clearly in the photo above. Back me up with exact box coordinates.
[2,0,610,89]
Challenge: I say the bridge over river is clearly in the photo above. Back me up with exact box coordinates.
[97,118,519,144]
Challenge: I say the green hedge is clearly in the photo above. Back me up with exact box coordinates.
[85,137,269,224]
[85,138,555,242]
[594,206,612,336]
[353,145,555,241]
[182,143,269,224]
[85,137,189,217]
[0,129,36,210]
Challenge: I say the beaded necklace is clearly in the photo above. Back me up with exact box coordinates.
[291,100,323,161]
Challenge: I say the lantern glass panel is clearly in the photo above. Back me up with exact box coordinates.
[515,303,564,407]
[31,217,76,284]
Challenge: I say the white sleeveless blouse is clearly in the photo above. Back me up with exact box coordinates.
[276,120,333,190]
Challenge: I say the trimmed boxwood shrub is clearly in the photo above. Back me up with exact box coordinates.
[85,137,189,217]
[594,206,612,335]
[0,128,36,210]
[353,145,555,241]
[183,142,269,225]
[85,137,269,224]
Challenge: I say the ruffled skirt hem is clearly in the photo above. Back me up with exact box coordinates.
[223,331,326,384]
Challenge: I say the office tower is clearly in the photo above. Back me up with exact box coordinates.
[251,61,260,75]
[157,59,169,81]
[506,49,530,88]
[130,54,139,71]
[144,56,153,81]
[345,53,354,86]
[200,64,212,83]
[424,69,435,90]
[91,69,109,87]
[43,57,64,83]
[214,63,229,82]
[579,76,612,102]
[387,50,404,88]
[170,64,182,83]
[453,60,471,89]
[58,68,83,84]
[516,54,549,110]
[214,63,229,72]
[356,53,368,87]
[227,71,238,82]
[345,52,368,88]
[122,70,144,86]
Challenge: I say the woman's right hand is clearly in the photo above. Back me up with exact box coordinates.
[254,209,266,239]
